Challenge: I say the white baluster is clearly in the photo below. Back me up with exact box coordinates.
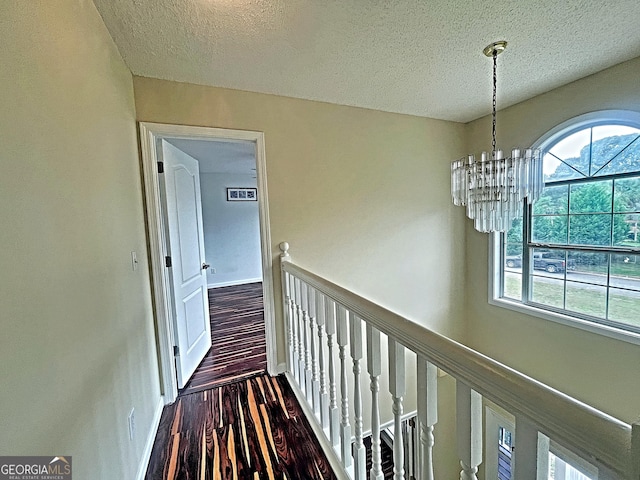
[417,356,438,480]
[336,304,352,467]
[290,275,298,383]
[301,282,312,399]
[513,416,549,480]
[316,292,330,429]
[295,277,305,388]
[283,271,293,372]
[389,339,405,480]
[456,380,482,480]
[308,286,320,412]
[285,272,297,376]
[632,422,640,479]
[325,297,340,447]
[351,314,365,480]
[367,325,383,480]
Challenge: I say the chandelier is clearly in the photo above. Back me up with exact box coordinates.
[451,41,543,233]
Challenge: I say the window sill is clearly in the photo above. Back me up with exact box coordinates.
[488,296,640,346]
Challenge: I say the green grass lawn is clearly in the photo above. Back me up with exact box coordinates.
[577,262,640,277]
[504,275,640,327]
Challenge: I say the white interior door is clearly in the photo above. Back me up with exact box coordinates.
[161,140,212,388]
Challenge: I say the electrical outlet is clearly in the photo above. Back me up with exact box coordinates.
[128,408,135,441]
[211,267,216,274]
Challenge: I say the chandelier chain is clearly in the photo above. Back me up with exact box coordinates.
[492,50,497,154]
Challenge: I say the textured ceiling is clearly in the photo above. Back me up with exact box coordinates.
[93,0,640,123]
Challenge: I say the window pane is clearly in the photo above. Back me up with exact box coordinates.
[610,254,640,289]
[609,255,640,327]
[505,249,522,267]
[548,452,595,480]
[608,289,640,327]
[506,216,523,244]
[532,216,568,244]
[531,276,564,308]
[592,138,640,177]
[543,153,584,183]
[503,215,523,263]
[533,185,568,215]
[504,272,522,301]
[613,213,640,247]
[502,213,524,301]
[566,282,607,318]
[567,251,607,285]
[547,129,591,179]
[590,126,640,176]
[532,248,569,276]
[569,180,612,214]
[569,214,611,246]
[613,176,640,213]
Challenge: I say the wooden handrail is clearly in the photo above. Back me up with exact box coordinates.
[281,257,635,478]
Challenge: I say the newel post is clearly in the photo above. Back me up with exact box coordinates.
[279,242,295,375]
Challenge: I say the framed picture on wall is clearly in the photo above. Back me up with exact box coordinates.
[227,187,257,201]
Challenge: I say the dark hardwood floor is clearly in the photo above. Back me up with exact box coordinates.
[180,282,267,396]
[364,435,394,480]
[145,374,338,480]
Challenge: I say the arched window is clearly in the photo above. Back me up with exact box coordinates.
[495,110,640,337]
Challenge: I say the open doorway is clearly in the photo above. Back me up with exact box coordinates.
[139,123,277,405]
[163,138,266,395]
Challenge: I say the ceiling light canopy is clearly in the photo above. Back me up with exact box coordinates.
[451,41,543,233]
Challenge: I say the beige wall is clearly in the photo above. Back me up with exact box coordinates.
[133,76,469,364]
[0,1,161,478]
[465,57,640,424]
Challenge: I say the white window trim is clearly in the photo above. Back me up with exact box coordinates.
[489,109,640,347]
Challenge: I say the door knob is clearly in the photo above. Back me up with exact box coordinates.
[202,263,210,270]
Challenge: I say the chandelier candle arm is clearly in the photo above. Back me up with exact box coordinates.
[450,41,543,233]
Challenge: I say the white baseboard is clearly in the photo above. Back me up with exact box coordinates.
[267,362,287,377]
[284,372,351,480]
[208,277,263,289]
[135,396,165,480]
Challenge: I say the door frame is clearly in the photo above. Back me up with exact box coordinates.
[139,122,277,404]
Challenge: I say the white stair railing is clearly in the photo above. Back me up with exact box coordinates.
[279,242,639,480]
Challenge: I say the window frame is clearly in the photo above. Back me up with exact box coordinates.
[490,110,640,346]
